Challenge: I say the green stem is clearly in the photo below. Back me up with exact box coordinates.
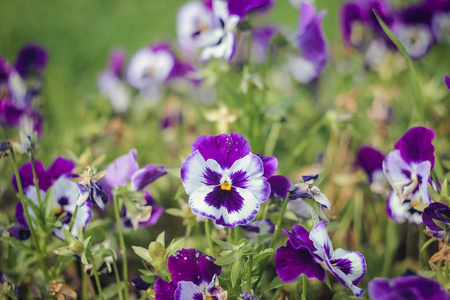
[382,219,397,277]
[184,224,192,248]
[264,121,281,157]
[446,262,449,281]
[205,219,214,256]
[82,268,89,300]
[90,254,105,300]
[301,274,307,300]
[354,189,363,249]
[109,250,124,300]
[30,154,43,206]
[69,205,79,233]
[113,193,129,299]
[234,226,240,244]
[247,254,253,285]
[10,150,50,283]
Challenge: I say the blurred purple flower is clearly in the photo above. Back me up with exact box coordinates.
[355,145,390,195]
[98,49,131,113]
[181,132,273,227]
[445,75,450,89]
[275,221,366,297]
[368,273,450,300]
[154,248,226,300]
[422,202,450,239]
[233,26,277,64]
[241,217,275,244]
[285,2,328,84]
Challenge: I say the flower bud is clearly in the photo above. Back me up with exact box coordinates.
[68,240,84,254]
[148,241,166,260]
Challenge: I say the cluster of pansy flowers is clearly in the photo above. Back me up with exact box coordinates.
[98,0,329,115]
[0,44,47,138]
[341,0,450,65]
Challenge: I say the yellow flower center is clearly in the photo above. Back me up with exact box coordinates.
[220,181,232,191]
[55,207,63,215]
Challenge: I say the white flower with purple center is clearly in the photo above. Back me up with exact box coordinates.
[382,127,435,210]
[181,132,274,227]
[275,221,366,298]
[154,248,227,300]
[394,24,434,60]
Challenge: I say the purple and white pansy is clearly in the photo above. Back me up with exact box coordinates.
[181,132,275,227]
[241,217,275,245]
[275,221,366,297]
[9,157,92,241]
[382,127,435,224]
[355,145,390,196]
[102,149,166,229]
[154,248,227,300]
[284,2,328,84]
[422,202,450,240]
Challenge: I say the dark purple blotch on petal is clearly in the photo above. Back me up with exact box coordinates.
[394,126,435,169]
[204,186,244,214]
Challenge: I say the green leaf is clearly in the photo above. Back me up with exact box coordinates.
[132,246,152,263]
[156,231,165,247]
[323,276,332,290]
[165,208,184,217]
[166,238,185,256]
[231,258,242,288]
[252,248,273,266]
[211,235,236,250]
[102,283,119,299]
[429,185,447,203]
[63,227,76,243]
[263,275,294,293]
[414,203,429,212]
[215,251,240,266]
[441,179,448,198]
[420,238,437,253]
[166,167,181,178]
[53,246,74,256]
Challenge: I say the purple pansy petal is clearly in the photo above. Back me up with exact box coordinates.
[47,157,76,182]
[329,248,366,286]
[132,277,152,291]
[227,0,273,18]
[0,56,11,83]
[123,191,164,228]
[368,275,450,300]
[284,225,316,252]
[251,26,277,63]
[12,161,44,192]
[8,224,30,240]
[14,202,28,227]
[268,175,291,200]
[131,164,167,191]
[241,218,275,244]
[14,44,48,79]
[154,277,176,300]
[289,183,312,200]
[275,242,326,282]
[386,192,424,225]
[168,249,221,286]
[103,149,139,198]
[0,100,24,126]
[174,281,205,300]
[445,75,450,90]
[340,2,365,45]
[181,150,222,195]
[355,146,385,182]
[309,221,333,258]
[259,155,278,178]
[382,150,413,197]
[422,202,450,232]
[109,49,126,77]
[191,132,251,169]
[415,160,432,203]
[302,174,319,183]
[394,127,435,169]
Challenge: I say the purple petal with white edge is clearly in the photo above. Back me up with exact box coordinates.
[284,225,316,253]
[275,242,326,282]
[174,281,204,300]
[355,146,385,182]
[386,192,424,225]
[168,249,221,286]
[297,2,327,66]
[227,0,273,18]
[14,44,48,79]
[268,175,291,200]
[47,157,76,182]
[309,221,333,259]
[329,248,366,286]
[446,75,450,90]
[103,149,139,198]
[422,202,450,232]
[394,127,435,169]
[289,183,312,200]
[131,164,166,191]
[368,275,450,300]
[241,218,275,244]
[258,155,278,178]
[154,277,176,300]
[123,191,164,228]
[248,26,277,63]
[382,150,414,198]
[191,132,251,170]
[181,150,223,195]
[302,173,319,183]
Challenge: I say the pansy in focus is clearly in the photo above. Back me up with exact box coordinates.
[287,174,332,224]
[422,202,450,240]
[355,145,390,196]
[382,127,435,224]
[9,157,92,241]
[102,149,166,229]
[275,221,366,297]
[181,132,273,227]
[368,272,450,300]
[154,248,227,300]
[284,1,328,84]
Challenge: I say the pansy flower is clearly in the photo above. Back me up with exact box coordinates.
[275,221,366,297]
[180,132,273,227]
[154,248,227,300]
[126,43,196,101]
[422,202,450,240]
[9,157,92,241]
[98,49,131,113]
[383,127,435,210]
[445,75,450,90]
[355,145,390,196]
[284,2,328,84]
[241,217,275,245]
[102,149,166,229]
[287,174,332,224]
[368,272,450,300]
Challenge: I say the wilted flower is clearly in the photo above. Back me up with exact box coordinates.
[49,280,77,300]
[154,248,227,300]
[368,272,450,300]
[0,141,11,158]
[275,221,366,297]
[284,2,328,84]
[102,149,166,229]
[383,127,435,224]
[181,132,275,227]
[239,291,258,300]
[75,166,108,209]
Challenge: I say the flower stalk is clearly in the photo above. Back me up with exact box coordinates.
[113,192,129,299]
